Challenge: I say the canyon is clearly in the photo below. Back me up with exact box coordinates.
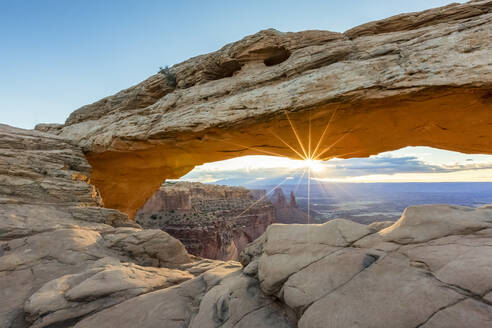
[136,183,307,260]
[2,1,492,327]
[136,182,275,260]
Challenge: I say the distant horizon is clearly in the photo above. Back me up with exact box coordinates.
[165,179,492,222]
[210,181,492,185]
[177,147,492,184]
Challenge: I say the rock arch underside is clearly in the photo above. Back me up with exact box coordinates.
[40,0,491,219]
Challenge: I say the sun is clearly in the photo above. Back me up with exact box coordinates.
[304,158,324,172]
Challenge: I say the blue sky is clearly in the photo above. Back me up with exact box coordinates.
[3,0,489,183]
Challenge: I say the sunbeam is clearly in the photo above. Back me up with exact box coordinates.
[311,105,339,159]
[205,109,354,227]
[269,129,306,160]
[307,163,311,225]
[308,109,312,159]
[284,110,309,159]
[240,110,346,226]
[233,173,298,220]
[314,129,354,159]
[293,167,307,194]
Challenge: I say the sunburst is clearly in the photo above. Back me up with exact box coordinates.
[212,107,350,225]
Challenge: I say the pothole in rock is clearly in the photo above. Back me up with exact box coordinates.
[203,60,243,81]
[263,46,291,66]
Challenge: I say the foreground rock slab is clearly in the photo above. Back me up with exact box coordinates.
[242,204,492,328]
[73,265,295,328]
[21,203,490,328]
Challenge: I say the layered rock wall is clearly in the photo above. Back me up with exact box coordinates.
[139,186,193,213]
[136,182,275,260]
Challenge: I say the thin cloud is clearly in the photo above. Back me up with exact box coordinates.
[179,152,492,184]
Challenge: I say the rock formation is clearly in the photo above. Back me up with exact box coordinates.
[271,188,308,224]
[4,123,492,327]
[136,182,275,260]
[239,204,492,328]
[2,1,492,327]
[37,0,492,218]
[0,124,242,327]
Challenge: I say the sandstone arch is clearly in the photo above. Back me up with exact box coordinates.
[43,1,492,218]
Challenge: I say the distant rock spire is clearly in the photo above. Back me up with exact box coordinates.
[271,188,287,208]
[289,191,297,208]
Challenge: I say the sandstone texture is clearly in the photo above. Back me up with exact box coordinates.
[136,182,275,260]
[0,125,241,328]
[37,0,492,218]
[240,204,492,328]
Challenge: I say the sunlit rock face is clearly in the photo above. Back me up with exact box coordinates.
[39,1,492,219]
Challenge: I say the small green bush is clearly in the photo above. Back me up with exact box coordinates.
[159,66,177,87]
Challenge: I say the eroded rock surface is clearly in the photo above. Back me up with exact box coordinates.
[0,125,239,328]
[24,257,193,328]
[72,264,295,328]
[2,125,492,328]
[37,0,492,218]
[136,182,275,260]
[18,201,491,328]
[240,204,492,328]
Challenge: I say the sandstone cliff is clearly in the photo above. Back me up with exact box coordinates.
[37,0,492,219]
[136,182,275,260]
